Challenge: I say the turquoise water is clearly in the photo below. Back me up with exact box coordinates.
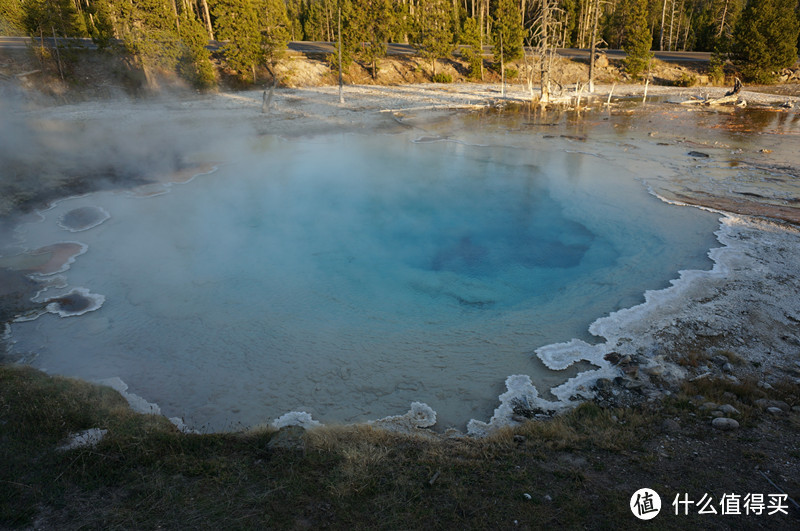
[8,125,720,431]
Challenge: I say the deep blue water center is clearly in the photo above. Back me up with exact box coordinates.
[9,123,720,431]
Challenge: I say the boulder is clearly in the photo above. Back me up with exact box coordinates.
[711,418,739,431]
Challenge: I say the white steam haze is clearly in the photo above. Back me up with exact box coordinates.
[0,86,260,223]
[2,102,724,432]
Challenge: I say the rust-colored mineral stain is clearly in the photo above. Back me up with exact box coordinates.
[27,242,86,274]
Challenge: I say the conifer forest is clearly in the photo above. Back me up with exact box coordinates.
[1,0,798,86]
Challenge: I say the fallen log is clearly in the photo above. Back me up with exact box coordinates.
[680,77,744,106]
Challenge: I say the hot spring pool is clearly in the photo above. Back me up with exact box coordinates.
[6,118,721,431]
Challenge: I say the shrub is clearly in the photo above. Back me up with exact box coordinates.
[432,72,452,83]
[674,73,697,87]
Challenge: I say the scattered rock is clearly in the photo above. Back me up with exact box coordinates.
[622,365,639,377]
[620,378,644,391]
[766,407,784,416]
[688,151,710,158]
[644,365,665,377]
[700,402,719,411]
[755,399,790,412]
[661,419,681,433]
[717,404,740,415]
[594,378,613,391]
[59,428,108,451]
[711,418,740,431]
[722,392,737,402]
[711,355,728,367]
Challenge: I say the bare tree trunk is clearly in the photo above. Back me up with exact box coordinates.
[667,0,675,52]
[580,0,591,48]
[325,0,333,42]
[200,0,214,40]
[540,0,551,104]
[683,9,693,51]
[588,0,600,92]
[51,27,65,81]
[262,74,278,113]
[659,0,668,50]
[717,0,729,37]
[485,0,490,37]
[500,32,505,97]
[479,1,484,80]
[338,5,344,104]
[170,0,181,34]
[674,0,685,51]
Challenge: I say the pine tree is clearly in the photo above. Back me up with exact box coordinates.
[731,0,800,83]
[112,0,184,88]
[492,0,524,66]
[257,0,291,77]
[330,0,367,71]
[360,0,395,79]
[622,0,654,79]
[459,16,483,79]
[212,0,262,83]
[178,10,216,89]
[22,0,83,39]
[0,0,26,35]
[86,0,117,50]
[301,0,328,41]
[414,0,454,79]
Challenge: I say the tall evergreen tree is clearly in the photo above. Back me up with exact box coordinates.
[459,16,484,79]
[301,0,328,41]
[621,0,654,78]
[492,0,524,66]
[86,0,117,49]
[257,0,291,77]
[212,0,262,82]
[731,0,800,83]
[361,0,395,79]
[414,0,454,78]
[178,9,216,89]
[331,0,367,71]
[0,0,26,35]
[22,0,83,40]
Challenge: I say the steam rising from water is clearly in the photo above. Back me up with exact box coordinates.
[5,124,720,431]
